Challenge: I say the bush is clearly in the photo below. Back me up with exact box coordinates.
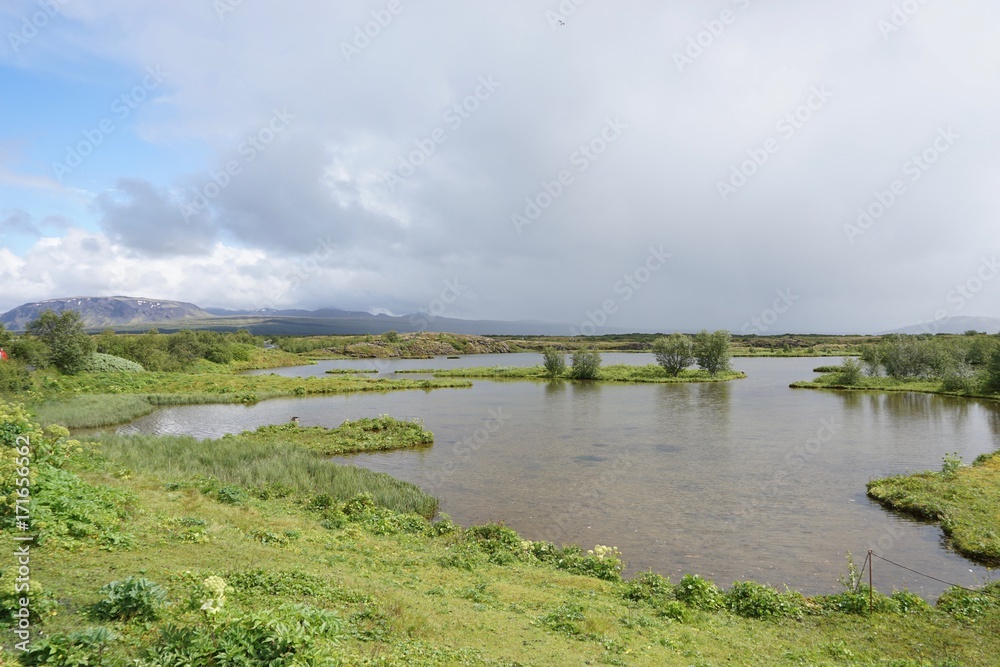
[0,359,32,394]
[542,348,566,376]
[622,571,673,602]
[694,330,732,376]
[570,350,601,380]
[836,358,864,385]
[93,576,168,622]
[0,568,58,626]
[137,604,341,667]
[724,581,802,620]
[653,334,694,376]
[26,310,96,375]
[21,627,116,666]
[465,523,524,564]
[382,330,400,343]
[81,352,145,373]
[675,574,722,610]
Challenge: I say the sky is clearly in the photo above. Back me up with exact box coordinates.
[1,0,999,334]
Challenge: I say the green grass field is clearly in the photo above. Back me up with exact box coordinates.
[2,401,999,665]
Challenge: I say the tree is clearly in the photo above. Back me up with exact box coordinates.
[542,348,566,376]
[652,334,694,377]
[26,310,96,374]
[570,350,601,380]
[694,329,732,376]
[0,323,12,351]
[982,348,1000,394]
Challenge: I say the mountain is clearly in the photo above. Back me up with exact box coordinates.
[879,316,1000,335]
[0,296,588,336]
[0,296,212,331]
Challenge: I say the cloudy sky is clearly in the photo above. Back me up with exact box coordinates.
[1,1,998,334]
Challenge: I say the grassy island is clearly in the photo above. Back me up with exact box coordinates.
[867,451,1000,566]
[395,364,746,384]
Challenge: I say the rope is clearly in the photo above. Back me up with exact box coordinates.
[853,551,871,594]
[871,552,1000,599]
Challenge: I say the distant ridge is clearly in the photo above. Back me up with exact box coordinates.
[878,315,1000,335]
[0,296,211,331]
[0,296,588,336]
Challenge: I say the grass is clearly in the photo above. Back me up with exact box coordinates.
[89,430,438,518]
[3,402,1000,665]
[395,364,747,383]
[32,394,158,429]
[867,451,1000,565]
[790,371,1000,400]
[229,416,435,455]
[26,369,471,429]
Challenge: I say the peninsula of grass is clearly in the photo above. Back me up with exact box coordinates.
[395,364,747,383]
[867,451,1000,566]
[3,401,1000,666]
[790,372,1000,400]
[324,368,379,374]
[28,369,471,429]
[228,415,435,456]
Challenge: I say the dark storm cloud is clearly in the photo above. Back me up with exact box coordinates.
[4,0,1000,331]
[96,178,217,256]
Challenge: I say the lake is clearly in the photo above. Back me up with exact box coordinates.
[115,354,999,597]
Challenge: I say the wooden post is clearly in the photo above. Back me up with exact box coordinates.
[868,550,874,615]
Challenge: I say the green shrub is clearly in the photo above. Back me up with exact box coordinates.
[622,571,673,603]
[0,359,33,394]
[538,602,585,637]
[93,576,168,622]
[724,581,802,620]
[0,568,58,626]
[570,350,601,380]
[675,574,723,610]
[891,589,931,614]
[216,485,248,505]
[465,523,523,563]
[137,604,341,667]
[20,627,116,666]
[542,348,566,376]
[937,582,1000,622]
[836,358,864,385]
[815,589,897,615]
[653,334,695,376]
[81,353,145,373]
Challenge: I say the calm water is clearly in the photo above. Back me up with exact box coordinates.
[115,355,999,597]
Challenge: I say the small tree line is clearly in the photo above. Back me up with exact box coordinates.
[0,311,265,393]
[836,333,1000,394]
[542,330,733,379]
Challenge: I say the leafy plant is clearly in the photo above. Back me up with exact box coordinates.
[569,350,601,380]
[541,348,566,376]
[653,334,695,376]
[693,330,732,376]
[81,353,145,374]
[675,574,722,610]
[941,452,963,476]
[724,580,802,620]
[20,627,117,666]
[93,577,168,622]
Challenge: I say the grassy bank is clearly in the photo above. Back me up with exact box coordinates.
[790,372,1000,401]
[396,364,746,383]
[2,402,999,665]
[27,370,471,429]
[867,451,1000,566]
